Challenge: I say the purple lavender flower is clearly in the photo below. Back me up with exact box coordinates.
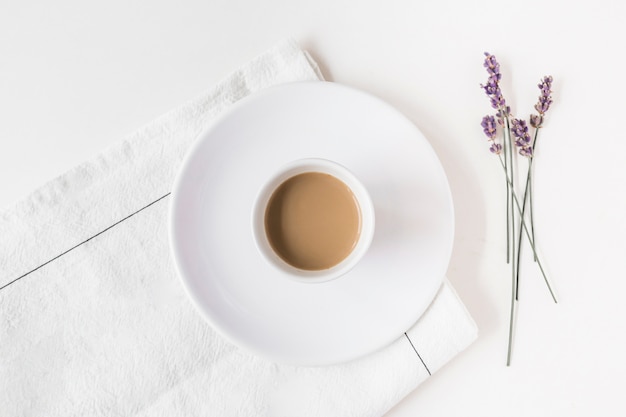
[490,143,503,154]
[481,115,502,154]
[530,114,544,128]
[519,146,533,157]
[490,91,507,110]
[483,53,502,81]
[534,76,553,115]
[511,119,534,158]
[481,52,508,112]
[511,118,531,147]
[481,115,497,139]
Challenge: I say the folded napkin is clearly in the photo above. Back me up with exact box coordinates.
[0,40,476,417]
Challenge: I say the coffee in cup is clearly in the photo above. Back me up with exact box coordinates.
[253,158,374,283]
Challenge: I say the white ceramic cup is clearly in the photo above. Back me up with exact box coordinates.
[252,158,375,283]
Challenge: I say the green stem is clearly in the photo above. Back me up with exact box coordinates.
[515,159,533,300]
[515,128,541,300]
[504,115,517,366]
[530,165,536,262]
[498,155,557,303]
[529,127,539,262]
[507,267,516,366]
[505,118,515,272]
[503,123,511,264]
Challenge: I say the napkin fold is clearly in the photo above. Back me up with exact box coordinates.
[0,39,476,417]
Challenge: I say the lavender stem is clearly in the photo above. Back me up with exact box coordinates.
[515,159,533,300]
[498,155,557,303]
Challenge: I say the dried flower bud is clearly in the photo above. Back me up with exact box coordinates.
[534,76,553,115]
[481,115,497,140]
[483,52,502,80]
[481,52,508,111]
[519,146,533,158]
[530,114,543,128]
[490,143,503,154]
[511,118,532,148]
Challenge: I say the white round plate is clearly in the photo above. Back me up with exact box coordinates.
[170,81,454,366]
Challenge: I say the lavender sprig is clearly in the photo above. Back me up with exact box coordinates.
[511,118,533,157]
[481,53,510,115]
[479,53,557,366]
[534,76,554,116]
[481,52,518,366]
[481,53,514,265]
[481,115,502,154]
[517,76,554,274]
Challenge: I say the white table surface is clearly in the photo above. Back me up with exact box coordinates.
[2,0,625,415]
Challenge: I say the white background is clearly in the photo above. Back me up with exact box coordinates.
[2,0,625,415]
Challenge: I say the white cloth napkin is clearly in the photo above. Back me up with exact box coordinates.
[0,40,476,417]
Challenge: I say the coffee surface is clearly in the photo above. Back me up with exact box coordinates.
[265,172,361,271]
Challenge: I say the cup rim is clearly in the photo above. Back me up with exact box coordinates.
[251,158,375,284]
